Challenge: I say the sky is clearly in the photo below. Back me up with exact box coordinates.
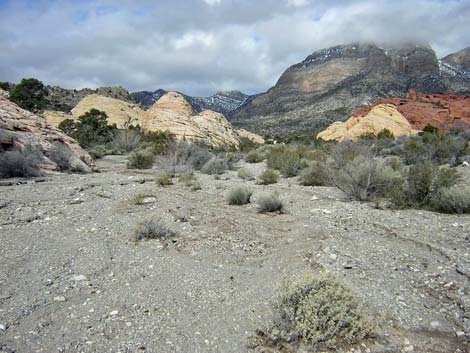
[0,0,469,96]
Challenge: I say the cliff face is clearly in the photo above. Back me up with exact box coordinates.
[232,43,470,137]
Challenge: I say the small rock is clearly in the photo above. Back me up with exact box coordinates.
[329,254,338,261]
[322,209,332,215]
[109,310,119,316]
[0,323,7,331]
[455,331,465,338]
[70,275,87,282]
[430,321,440,329]
[69,198,84,205]
[403,345,414,352]
[310,196,319,201]
[53,296,66,302]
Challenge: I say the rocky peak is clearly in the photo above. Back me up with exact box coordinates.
[149,92,196,117]
[441,47,470,77]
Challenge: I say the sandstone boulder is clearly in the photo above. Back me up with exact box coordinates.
[237,129,265,144]
[72,94,145,129]
[0,95,94,173]
[143,92,240,148]
[317,104,417,141]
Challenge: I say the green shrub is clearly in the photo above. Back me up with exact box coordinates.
[246,150,264,163]
[237,166,254,180]
[58,109,116,148]
[431,186,470,214]
[258,169,279,185]
[377,128,395,140]
[299,161,330,187]
[126,148,155,169]
[227,186,253,205]
[131,193,155,205]
[9,78,47,112]
[132,218,175,242]
[0,146,43,178]
[140,130,174,154]
[259,275,374,349]
[257,193,284,213]
[239,137,258,153]
[156,172,173,186]
[47,143,73,172]
[359,131,377,140]
[267,146,307,177]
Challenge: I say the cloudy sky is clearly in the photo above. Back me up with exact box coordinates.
[0,0,469,96]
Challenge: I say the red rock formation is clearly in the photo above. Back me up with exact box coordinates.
[353,90,470,130]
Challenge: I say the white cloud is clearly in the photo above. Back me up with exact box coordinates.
[286,0,309,7]
[203,0,222,5]
[0,0,468,96]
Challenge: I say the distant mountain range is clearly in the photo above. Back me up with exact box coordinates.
[231,43,470,136]
[131,90,250,116]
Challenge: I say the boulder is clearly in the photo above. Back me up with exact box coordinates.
[237,129,265,144]
[317,103,418,141]
[142,92,240,148]
[0,95,94,173]
[72,94,145,129]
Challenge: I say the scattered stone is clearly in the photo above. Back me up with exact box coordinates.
[70,275,87,282]
[53,296,66,302]
[109,310,119,316]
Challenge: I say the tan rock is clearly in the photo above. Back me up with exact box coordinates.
[237,129,264,144]
[0,88,8,99]
[0,95,94,173]
[317,104,418,141]
[72,94,145,128]
[143,92,240,148]
[42,110,74,128]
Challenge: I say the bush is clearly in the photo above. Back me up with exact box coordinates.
[246,150,264,163]
[112,129,141,152]
[257,193,284,213]
[239,137,258,153]
[227,186,253,205]
[154,146,192,177]
[178,173,195,186]
[299,161,330,187]
[47,143,73,172]
[132,218,175,242]
[258,169,279,185]
[267,146,307,177]
[126,148,155,169]
[0,146,43,178]
[58,109,116,148]
[237,166,254,180]
[377,128,395,140]
[190,180,202,191]
[431,186,470,214]
[9,78,47,112]
[156,172,173,186]
[201,157,229,175]
[258,275,374,349]
[140,131,174,155]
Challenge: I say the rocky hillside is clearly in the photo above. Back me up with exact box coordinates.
[142,92,241,148]
[132,90,249,116]
[0,90,94,173]
[232,43,470,136]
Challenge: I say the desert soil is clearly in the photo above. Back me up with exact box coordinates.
[0,156,469,353]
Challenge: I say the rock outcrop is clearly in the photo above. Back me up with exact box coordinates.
[132,89,249,115]
[0,95,94,173]
[232,43,470,136]
[142,92,241,148]
[353,91,470,130]
[317,104,417,141]
[71,94,145,129]
[42,110,74,128]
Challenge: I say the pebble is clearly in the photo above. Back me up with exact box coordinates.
[430,321,440,329]
[70,275,87,281]
[0,323,6,331]
[455,331,465,338]
[53,296,66,302]
[403,345,414,352]
[109,310,119,316]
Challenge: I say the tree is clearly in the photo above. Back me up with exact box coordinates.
[9,78,47,112]
[58,109,116,148]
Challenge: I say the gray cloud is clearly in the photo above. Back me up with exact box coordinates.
[0,0,469,96]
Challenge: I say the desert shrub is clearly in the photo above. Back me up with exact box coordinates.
[190,180,202,191]
[126,148,155,169]
[87,145,107,160]
[140,130,174,154]
[131,193,155,205]
[59,109,116,148]
[430,186,470,214]
[237,166,254,180]
[299,161,331,187]
[227,186,253,205]
[112,129,141,152]
[258,169,279,185]
[377,128,395,140]
[156,172,173,186]
[422,124,439,135]
[132,218,175,242]
[47,143,73,172]
[257,193,284,213]
[359,131,377,140]
[154,145,193,176]
[267,146,307,177]
[9,78,47,112]
[239,137,258,153]
[178,173,195,186]
[259,275,374,350]
[201,156,229,175]
[302,149,328,162]
[0,147,43,178]
[246,149,264,163]
[187,145,213,171]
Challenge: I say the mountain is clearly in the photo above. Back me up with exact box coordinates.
[131,89,250,116]
[441,47,470,74]
[231,43,470,136]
